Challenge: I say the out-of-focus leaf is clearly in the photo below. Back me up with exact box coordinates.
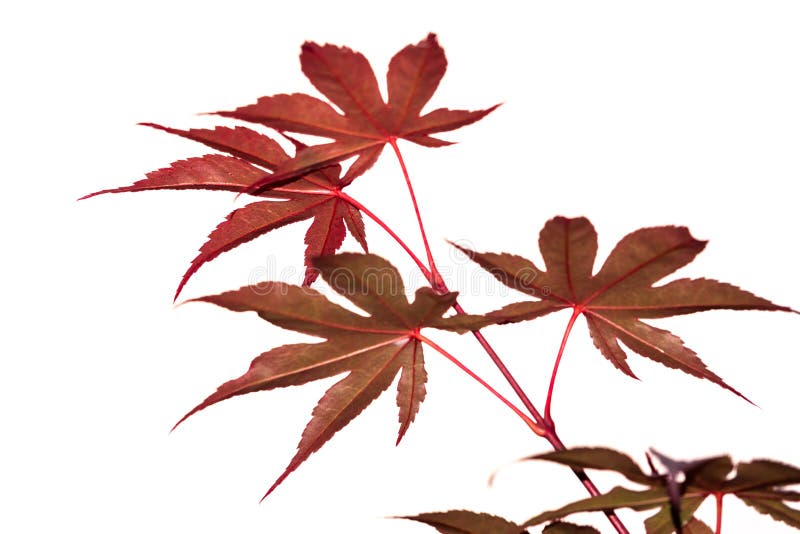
[644,496,704,534]
[524,487,669,527]
[542,521,601,533]
[724,459,800,493]
[740,497,800,528]
[530,448,653,485]
[526,447,800,532]
[400,510,524,534]
[648,449,731,531]
[682,518,714,534]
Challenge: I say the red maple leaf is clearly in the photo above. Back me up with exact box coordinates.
[214,33,499,193]
[175,253,495,499]
[82,124,367,297]
[457,216,792,400]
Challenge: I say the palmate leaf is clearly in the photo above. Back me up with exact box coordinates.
[457,216,791,398]
[216,33,499,193]
[175,253,495,499]
[81,123,367,296]
[523,447,800,532]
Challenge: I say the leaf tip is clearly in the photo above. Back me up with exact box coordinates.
[170,411,193,433]
[76,191,99,201]
[261,470,291,503]
[486,102,503,114]
[258,489,272,504]
[447,239,474,256]
[718,378,755,406]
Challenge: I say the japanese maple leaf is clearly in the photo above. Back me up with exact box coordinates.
[214,33,499,192]
[456,216,791,398]
[81,123,367,296]
[174,253,493,499]
[523,447,800,533]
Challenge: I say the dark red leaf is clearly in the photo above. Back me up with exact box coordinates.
[457,216,791,398]
[81,124,368,296]
[215,34,499,192]
[176,254,494,499]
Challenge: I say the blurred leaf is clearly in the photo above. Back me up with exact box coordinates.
[740,497,800,528]
[530,448,653,485]
[644,496,704,534]
[401,510,524,534]
[526,447,800,532]
[682,518,714,534]
[542,521,601,533]
[524,487,669,527]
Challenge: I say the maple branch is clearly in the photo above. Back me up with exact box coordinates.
[417,333,544,436]
[715,493,724,534]
[384,141,545,423]
[386,140,630,534]
[449,301,542,416]
[545,307,582,426]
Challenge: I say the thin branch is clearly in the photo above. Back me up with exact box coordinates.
[451,301,545,423]
[545,307,582,425]
[388,138,442,287]
[386,142,630,534]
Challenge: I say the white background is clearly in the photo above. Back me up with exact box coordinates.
[3,1,799,532]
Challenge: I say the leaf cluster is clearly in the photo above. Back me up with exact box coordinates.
[82,33,799,533]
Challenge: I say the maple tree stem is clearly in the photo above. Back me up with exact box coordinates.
[715,493,724,534]
[449,302,543,417]
[383,140,545,425]
[339,191,432,279]
[385,139,630,534]
[417,334,544,436]
[545,307,582,425]
[388,138,442,287]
